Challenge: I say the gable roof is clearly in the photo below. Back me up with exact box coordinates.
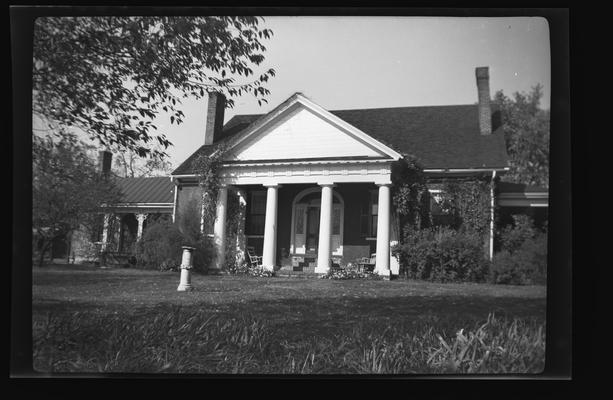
[114,176,175,204]
[172,99,509,176]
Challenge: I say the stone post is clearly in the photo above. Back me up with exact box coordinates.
[177,246,195,291]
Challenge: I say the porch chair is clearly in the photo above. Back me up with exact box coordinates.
[246,246,263,268]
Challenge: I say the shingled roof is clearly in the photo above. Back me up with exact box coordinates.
[172,103,509,175]
[114,176,175,204]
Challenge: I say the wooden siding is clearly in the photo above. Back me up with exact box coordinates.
[229,106,384,161]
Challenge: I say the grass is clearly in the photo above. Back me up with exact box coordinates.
[32,264,546,374]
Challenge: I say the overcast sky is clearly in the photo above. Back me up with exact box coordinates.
[34,16,551,170]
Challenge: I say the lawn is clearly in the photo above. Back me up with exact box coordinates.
[32,264,547,374]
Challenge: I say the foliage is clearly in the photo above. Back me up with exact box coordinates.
[191,143,229,234]
[32,133,122,267]
[112,144,172,177]
[33,16,275,157]
[490,215,547,285]
[320,268,383,280]
[437,178,493,238]
[494,85,550,188]
[33,310,544,374]
[391,154,432,240]
[136,218,215,273]
[136,219,184,271]
[393,227,490,282]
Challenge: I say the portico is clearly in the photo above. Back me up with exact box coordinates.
[205,159,396,276]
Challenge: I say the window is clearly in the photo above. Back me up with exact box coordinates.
[360,190,378,237]
[429,189,453,226]
[247,191,266,235]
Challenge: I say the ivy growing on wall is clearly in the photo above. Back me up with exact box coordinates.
[437,177,495,238]
[191,142,229,233]
[391,154,432,241]
[191,142,247,272]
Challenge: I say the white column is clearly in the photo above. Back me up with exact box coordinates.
[212,186,228,271]
[236,189,247,265]
[262,184,280,271]
[315,184,335,274]
[101,213,111,251]
[374,184,391,278]
[489,170,497,261]
[136,213,148,240]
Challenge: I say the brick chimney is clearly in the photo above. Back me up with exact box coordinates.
[98,150,112,178]
[205,91,226,145]
[475,66,492,135]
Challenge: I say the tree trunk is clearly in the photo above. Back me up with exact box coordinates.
[37,239,51,268]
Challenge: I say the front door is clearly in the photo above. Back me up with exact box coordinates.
[306,206,320,253]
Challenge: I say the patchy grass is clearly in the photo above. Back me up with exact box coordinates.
[32,265,546,374]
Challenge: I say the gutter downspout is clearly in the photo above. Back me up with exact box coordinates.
[489,170,496,261]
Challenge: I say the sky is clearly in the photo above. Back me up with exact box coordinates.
[35,16,551,171]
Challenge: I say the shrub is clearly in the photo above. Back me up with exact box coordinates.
[136,219,215,273]
[491,232,547,285]
[394,227,489,282]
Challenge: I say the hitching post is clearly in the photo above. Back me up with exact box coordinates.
[177,246,195,291]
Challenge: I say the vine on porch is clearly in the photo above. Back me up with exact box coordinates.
[390,154,432,241]
[191,142,247,272]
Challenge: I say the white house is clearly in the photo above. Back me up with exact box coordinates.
[169,66,543,277]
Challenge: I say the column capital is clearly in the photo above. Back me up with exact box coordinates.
[317,182,336,188]
[263,183,282,188]
[375,181,392,187]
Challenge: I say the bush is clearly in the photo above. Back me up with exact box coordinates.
[394,227,489,282]
[491,228,547,285]
[136,219,215,273]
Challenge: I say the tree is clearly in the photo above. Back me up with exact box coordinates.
[33,16,276,159]
[112,145,173,177]
[494,84,550,188]
[32,133,123,267]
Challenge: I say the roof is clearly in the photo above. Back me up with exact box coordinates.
[172,102,509,175]
[114,176,175,204]
[497,181,548,194]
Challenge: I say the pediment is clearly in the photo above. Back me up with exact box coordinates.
[225,97,400,162]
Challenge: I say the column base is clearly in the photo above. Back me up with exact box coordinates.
[374,269,391,280]
[177,284,194,292]
[314,266,330,274]
[262,265,275,272]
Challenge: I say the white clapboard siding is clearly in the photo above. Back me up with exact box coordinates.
[230,106,383,161]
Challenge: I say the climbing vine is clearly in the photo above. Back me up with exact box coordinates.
[191,142,247,272]
[390,154,432,241]
[437,177,495,238]
[191,142,229,233]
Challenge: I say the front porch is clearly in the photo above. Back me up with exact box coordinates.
[206,169,398,278]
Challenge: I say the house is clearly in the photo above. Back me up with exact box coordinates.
[64,157,176,265]
[168,66,546,277]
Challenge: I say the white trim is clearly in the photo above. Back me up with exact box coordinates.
[222,158,392,168]
[225,93,403,161]
[108,203,174,208]
[424,167,510,173]
[220,161,393,186]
